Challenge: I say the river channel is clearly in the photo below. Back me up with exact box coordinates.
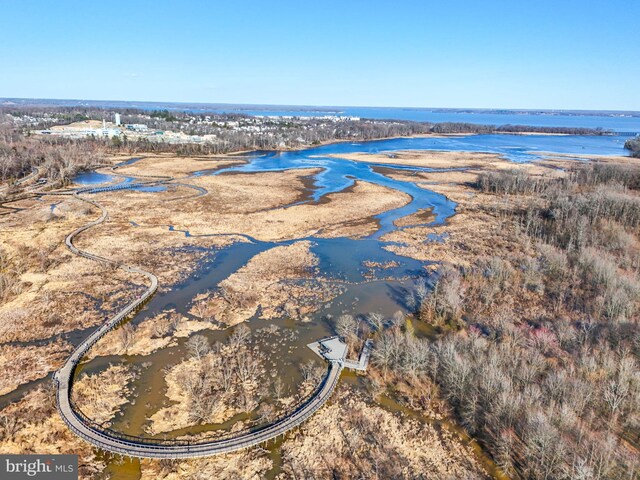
[26,134,636,477]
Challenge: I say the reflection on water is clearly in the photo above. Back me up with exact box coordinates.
[75,234,428,449]
[73,171,118,185]
[66,135,628,475]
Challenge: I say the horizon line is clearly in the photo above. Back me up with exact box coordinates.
[2,97,640,115]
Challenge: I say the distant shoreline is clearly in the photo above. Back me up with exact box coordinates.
[3,98,640,117]
[270,130,598,153]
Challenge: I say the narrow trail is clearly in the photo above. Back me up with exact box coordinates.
[0,168,42,215]
[0,167,40,193]
[50,165,342,459]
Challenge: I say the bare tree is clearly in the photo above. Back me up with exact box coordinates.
[192,300,209,321]
[368,312,385,332]
[372,332,399,377]
[391,310,405,329]
[168,312,182,333]
[118,323,135,353]
[336,314,357,340]
[229,324,251,347]
[273,377,285,402]
[186,334,210,360]
[300,360,323,385]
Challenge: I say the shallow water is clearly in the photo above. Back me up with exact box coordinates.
[130,184,167,192]
[73,170,118,185]
[63,135,630,475]
[72,232,427,469]
[208,134,628,235]
[73,157,143,185]
[311,237,428,282]
[79,135,621,435]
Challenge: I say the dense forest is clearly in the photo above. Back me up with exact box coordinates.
[366,163,640,479]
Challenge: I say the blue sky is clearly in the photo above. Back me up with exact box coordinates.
[1,0,639,110]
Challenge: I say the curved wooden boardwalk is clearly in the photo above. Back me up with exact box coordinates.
[53,178,342,459]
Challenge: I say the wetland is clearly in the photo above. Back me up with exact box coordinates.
[1,132,636,479]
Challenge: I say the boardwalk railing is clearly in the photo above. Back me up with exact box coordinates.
[59,361,340,450]
[53,170,344,458]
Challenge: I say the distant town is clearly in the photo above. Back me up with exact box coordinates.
[2,104,626,161]
[34,113,362,145]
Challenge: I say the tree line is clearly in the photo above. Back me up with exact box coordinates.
[0,122,104,192]
[0,106,620,197]
[357,163,640,479]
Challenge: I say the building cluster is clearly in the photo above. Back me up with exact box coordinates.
[4,111,61,128]
[258,115,361,122]
[31,113,364,145]
[39,119,123,138]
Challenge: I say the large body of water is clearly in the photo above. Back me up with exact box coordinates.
[78,133,631,190]
[229,132,630,164]
[5,98,640,132]
[209,107,640,132]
